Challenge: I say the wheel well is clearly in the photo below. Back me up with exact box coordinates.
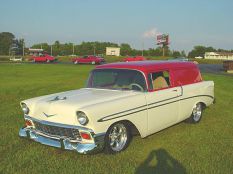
[199,102,207,109]
[108,120,140,136]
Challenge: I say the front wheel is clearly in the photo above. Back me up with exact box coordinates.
[46,59,50,63]
[91,61,96,65]
[104,122,131,154]
[186,103,203,123]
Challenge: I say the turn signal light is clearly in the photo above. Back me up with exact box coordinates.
[25,120,33,127]
[80,132,91,140]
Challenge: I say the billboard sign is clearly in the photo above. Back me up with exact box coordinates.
[156,34,169,45]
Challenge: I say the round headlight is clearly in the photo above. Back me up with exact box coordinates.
[21,103,29,115]
[76,111,89,125]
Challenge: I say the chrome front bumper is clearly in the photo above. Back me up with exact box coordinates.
[19,127,105,154]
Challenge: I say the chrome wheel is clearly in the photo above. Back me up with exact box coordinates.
[108,123,128,152]
[91,61,95,65]
[192,103,202,122]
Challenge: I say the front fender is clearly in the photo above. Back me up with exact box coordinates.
[79,92,148,137]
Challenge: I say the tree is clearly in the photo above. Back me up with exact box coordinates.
[53,41,61,55]
[31,43,50,53]
[0,32,15,55]
[188,46,216,58]
[16,39,25,55]
[172,51,181,58]
[120,43,132,56]
[181,50,186,57]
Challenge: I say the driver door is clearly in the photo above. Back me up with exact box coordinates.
[145,70,181,135]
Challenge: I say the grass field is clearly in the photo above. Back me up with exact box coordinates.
[0,64,232,174]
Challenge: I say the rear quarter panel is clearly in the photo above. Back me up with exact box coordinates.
[178,81,214,121]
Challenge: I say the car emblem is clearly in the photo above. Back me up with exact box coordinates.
[49,96,67,102]
[43,112,57,117]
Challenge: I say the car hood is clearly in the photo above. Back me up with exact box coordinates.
[22,88,139,125]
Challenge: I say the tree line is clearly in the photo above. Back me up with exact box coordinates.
[1,32,232,57]
[188,46,233,58]
[30,41,186,57]
[0,32,24,56]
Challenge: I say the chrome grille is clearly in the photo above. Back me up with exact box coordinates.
[33,121,81,140]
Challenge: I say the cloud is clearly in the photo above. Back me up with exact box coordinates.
[143,28,161,38]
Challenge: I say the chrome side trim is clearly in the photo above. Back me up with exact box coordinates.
[97,94,214,122]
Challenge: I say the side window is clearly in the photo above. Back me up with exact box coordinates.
[150,71,170,90]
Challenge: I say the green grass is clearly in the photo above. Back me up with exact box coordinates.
[189,58,224,64]
[0,64,232,174]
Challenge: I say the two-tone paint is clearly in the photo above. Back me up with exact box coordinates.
[19,61,214,154]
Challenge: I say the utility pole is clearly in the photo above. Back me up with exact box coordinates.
[51,45,53,56]
[23,41,25,57]
[142,41,144,56]
[162,44,165,57]
[93,44,96,55]
[72,43,74,55]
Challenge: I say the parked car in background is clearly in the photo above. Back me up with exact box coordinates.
[168,57,189,62]
[122,56,146,62]
[19,61,214,154]
[72,55,105,65]
[168,57,199,64]
[195,56,203,59]
[9,57,23,62]
[30,53,55,63]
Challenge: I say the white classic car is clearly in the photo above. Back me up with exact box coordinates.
[19,61,214,154]
[10,56,23,62]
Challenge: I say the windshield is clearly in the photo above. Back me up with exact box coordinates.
[87,69,147,92]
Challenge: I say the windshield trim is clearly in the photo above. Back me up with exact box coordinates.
[87,68,148,92]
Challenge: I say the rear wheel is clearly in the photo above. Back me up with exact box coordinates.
[46,59,50,63]
[104,122,131,154]
[91,61,96,65]
[74,61,78,64]
[186,103,203,123]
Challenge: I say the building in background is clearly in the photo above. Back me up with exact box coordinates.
[205,52,233,60]
[106,47,120,56]
[28,48,44,56]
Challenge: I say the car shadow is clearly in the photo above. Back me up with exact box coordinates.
[135,148,186,174]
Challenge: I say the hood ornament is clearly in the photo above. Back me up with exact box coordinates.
[49,96,67,102]
[43,112,57,117]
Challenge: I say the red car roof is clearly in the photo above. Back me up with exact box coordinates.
[96,61,198,73]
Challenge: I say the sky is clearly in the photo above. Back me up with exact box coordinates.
[0,0,233,53]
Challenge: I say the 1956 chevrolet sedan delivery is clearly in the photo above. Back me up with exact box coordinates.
[19,61,214,154]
